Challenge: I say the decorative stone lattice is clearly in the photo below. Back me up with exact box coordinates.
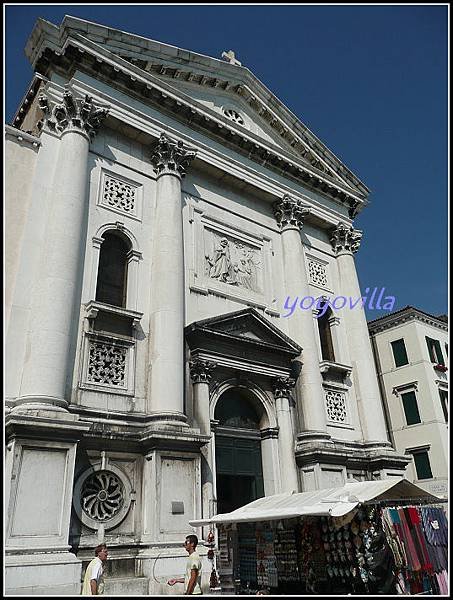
[81,471,124,522]
[308,260,328,287]
[222,108,245,125]
[102,175,136,214]
[87,341,127,387]
[325,390,347,423]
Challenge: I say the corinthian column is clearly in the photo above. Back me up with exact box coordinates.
[274,195,330,440]
[272,376,299,492]
[189,358,217,524]
[15,91,109,412]
[330,223,389,445]
[148,134,197,426]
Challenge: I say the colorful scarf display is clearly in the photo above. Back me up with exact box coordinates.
[382,505,448,595]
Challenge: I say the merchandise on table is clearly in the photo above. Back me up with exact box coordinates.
[221,500,448,595]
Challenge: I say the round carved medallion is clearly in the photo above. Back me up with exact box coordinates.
[81,471,124,521]
[73,463,132,530]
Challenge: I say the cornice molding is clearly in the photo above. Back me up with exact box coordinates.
[25,16,368,197]
[20,21,368,217]
[5,125,41,148]
[368,307,449,334]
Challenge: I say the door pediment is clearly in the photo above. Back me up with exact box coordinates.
[185,308,301,365]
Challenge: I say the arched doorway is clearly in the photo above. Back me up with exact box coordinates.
[214,387,265,514]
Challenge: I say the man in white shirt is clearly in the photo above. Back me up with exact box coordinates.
[167,534,202,595]
[82,544,108,595]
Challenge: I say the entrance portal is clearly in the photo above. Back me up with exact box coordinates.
[214,388,265,514]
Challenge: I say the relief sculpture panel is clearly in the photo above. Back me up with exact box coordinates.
[204,232,261,293]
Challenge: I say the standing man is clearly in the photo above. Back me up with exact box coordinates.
[82,544,108,595]
[167,534,202,595]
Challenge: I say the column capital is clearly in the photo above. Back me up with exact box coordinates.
[272,375,296,398]
[330,222,363,255]
[273,194,310,231]
[150,133,197,179]
[189,358,217,384]
[38,90,109,140]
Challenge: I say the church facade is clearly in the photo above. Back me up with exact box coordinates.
[5,16,409,595]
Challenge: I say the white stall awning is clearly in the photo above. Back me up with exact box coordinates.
[189,479,440,527]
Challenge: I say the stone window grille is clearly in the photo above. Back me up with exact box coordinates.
[222,107,245,126]
[101,174,138,216]
[86,339,128,389]
[308,259,328,288]
[325,389,348,423]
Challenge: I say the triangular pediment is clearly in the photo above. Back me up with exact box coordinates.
[25,16,369,198]
[186,308,301,355]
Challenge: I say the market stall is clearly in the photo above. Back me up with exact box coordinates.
[190,479,448,595]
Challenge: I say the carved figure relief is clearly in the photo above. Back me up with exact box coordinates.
[205,234,261,292]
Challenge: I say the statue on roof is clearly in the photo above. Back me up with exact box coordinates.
[221,50,242,66]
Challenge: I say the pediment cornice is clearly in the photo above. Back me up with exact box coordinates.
[22,17,368,215]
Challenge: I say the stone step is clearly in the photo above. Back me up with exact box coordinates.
[104,576,149,596]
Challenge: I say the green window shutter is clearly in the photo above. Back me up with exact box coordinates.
[401,391,421,425]
[426,337,436,362]
[413,451,433,480]
[391,339,409,367]
[439,389,448,423]
[434,339,445,365]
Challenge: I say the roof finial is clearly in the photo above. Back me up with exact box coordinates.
[221,50,242,66]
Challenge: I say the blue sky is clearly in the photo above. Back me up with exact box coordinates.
[5,4,448,319]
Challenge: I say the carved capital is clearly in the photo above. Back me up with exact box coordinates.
[273,195,310,231]
[330,222,362,255]
[272,376,296,399]
[189,359,217,384]
[38,91,109,139]
[150,133,197,178]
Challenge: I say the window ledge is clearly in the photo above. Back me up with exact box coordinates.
[85,300,143,327]
[433,363,448,373]
[319,361,352,378]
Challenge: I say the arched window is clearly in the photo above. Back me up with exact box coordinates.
[215,388,261,430]
[317,302,335,362]
[95,232,130,308]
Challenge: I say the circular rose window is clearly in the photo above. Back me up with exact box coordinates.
[81,471,124,521]
[222,107,245,126]
[73,464,132,530]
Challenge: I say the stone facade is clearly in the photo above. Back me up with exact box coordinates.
[369,307,448,498]
[5,16,409,595]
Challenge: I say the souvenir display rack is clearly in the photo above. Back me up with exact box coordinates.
[215,497,448,595]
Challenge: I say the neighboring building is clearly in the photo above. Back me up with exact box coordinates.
[369,306,448,498]
[5,16,408,595]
